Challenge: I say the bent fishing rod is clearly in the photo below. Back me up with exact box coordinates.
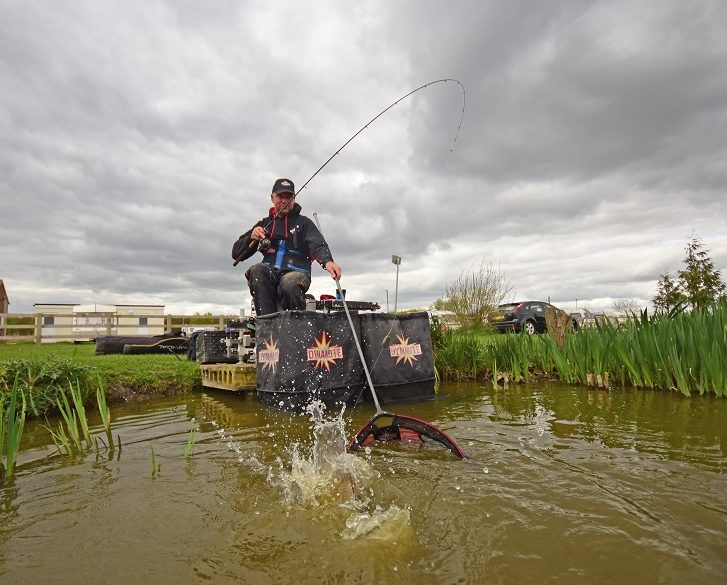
[232,78,466,266]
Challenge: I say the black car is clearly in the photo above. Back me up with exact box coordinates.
[490,301,576,334]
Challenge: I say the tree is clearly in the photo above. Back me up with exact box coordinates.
[432,297,454,311]
[652,234,726,312]
[612,298,642,315]
[653,273,684,313]
[677,235,726,310]
[443,259,512,327]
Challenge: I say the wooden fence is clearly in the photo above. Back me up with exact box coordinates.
[0,312,232,344]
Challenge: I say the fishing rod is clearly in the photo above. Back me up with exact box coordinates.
[232,78,466,266]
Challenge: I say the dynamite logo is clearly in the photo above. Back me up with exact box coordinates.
[389,335,422,366]
[307,330,343,371]
[258,335,279,373]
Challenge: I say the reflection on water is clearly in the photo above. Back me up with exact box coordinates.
[1,383,726,584]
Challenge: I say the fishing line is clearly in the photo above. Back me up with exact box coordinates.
[409,82,466,266]
[233,78,466,266]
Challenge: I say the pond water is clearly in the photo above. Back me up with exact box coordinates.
[1,383,726,584]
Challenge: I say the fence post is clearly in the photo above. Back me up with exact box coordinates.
[35,313,42,344]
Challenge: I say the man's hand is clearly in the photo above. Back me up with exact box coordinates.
[325,261,342,280]
[251,226,266,241]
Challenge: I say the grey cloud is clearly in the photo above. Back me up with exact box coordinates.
[1,0,726,315]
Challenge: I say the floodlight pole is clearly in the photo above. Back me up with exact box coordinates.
[391,255,402,313]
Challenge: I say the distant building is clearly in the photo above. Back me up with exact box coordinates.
[0,279,8,338]
[428,309,458,329]
[33,303,165,342]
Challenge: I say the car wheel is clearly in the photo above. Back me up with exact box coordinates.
[522,320,536,335]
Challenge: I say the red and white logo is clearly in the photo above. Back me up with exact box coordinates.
[258,335,279,372]
[389,335,422,366]
[307,330,343,371]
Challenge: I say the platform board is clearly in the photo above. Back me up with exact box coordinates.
[200,363,257,393]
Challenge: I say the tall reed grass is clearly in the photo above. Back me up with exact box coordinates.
[47,382,91,456]
[95,379,115,454]
[1,378,27,480]
[434,303,727,397]
[184,428,197,459]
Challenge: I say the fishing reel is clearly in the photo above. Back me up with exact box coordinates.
[258,237,271,250]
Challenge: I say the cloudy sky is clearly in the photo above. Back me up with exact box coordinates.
[2,0,726,316]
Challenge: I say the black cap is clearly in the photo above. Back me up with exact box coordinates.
[272,178,295,195]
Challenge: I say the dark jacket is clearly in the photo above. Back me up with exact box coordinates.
[231,203,334,276]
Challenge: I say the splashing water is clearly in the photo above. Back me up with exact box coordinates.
[258,400,416,540]
[269,400,375,508]
[341,505,412,541]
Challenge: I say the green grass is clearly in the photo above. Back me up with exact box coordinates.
[0,342,200,418]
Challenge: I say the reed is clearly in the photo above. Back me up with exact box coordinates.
[95,378,115,454]
[150,443,161,478]
[434,331,491,380]
[69,380,92,447]
[47,389,82,456]
[435,302,727,397]
[184,428,196,459]
[46,381,94,457]
[0,392,4,474]
[1,378,27,480]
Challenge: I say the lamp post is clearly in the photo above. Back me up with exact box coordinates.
[385,289,389,313]
[391,255,401,313]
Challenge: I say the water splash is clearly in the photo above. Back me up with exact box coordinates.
[269,400,375,508]
[341,505,412,540]
[262,400,415,541]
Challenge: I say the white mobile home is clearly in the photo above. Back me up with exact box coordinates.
[34,303,165,342]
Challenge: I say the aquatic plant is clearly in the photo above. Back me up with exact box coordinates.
[69,380,92,446]
[434,331,491,380]
[150,443,161,478]
[1,378,27,480]
[435,302,727,396]
[95,378,115,454]
[46,381,95,457]
[183,428,196,459]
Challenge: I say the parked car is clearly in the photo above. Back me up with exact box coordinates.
[569,308,598,329]
[490,301,576,334]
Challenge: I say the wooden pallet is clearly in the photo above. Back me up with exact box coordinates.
[200,363,257,393]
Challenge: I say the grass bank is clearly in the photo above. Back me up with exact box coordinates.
[433,303,727,397]
[0,342,200,418]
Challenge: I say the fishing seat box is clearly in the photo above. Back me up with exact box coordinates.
[255,310,366,411]
[358,311,435,402]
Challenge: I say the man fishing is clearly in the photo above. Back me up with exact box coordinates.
[232,178,342,316]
